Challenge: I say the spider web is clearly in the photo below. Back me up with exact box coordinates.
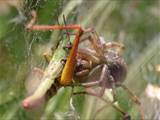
[0,0,80,119]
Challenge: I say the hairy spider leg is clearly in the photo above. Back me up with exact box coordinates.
[105,42,125,50]
[73,30,143,119]
[80,30,125,55]
[94,83,144,120]
[75,48,99,76]
[73,64,131,120]
[120,84,144,120]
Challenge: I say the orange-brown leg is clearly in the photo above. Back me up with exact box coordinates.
[26,10,83,31]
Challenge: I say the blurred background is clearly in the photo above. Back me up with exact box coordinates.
[0,0,160,120]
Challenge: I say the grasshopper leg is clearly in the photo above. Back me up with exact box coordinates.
[43,53,52,63]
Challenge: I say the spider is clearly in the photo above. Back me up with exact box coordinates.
[46,30,144,120]
[22,10,144,120]
[73,31,144,120]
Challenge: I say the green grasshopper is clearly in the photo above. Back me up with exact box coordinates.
[22,11,80,108]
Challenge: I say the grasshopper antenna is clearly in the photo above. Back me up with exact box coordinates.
[63,14,70,41]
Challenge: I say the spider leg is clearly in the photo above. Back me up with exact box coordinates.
[111,84,118,103]
[77,48,100,65]
[109,76,118,103]
[80,31,125,55]
[105,42,125,49]
[75,64,129,118]
[73,88,130,120]
[92,77,120,119]
[78,28,105,58]
[75,64,131,120]
[26,10,82,31]
[26,10,37,29]
[75,48,100,77]
[119,84,141,105]
[104,42,125,54]
[72,64,108,96]
[69,63,130,119]
[78,64,108,90]
[119,84,144,120]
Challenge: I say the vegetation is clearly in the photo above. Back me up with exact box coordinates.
[0,0,160,119]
